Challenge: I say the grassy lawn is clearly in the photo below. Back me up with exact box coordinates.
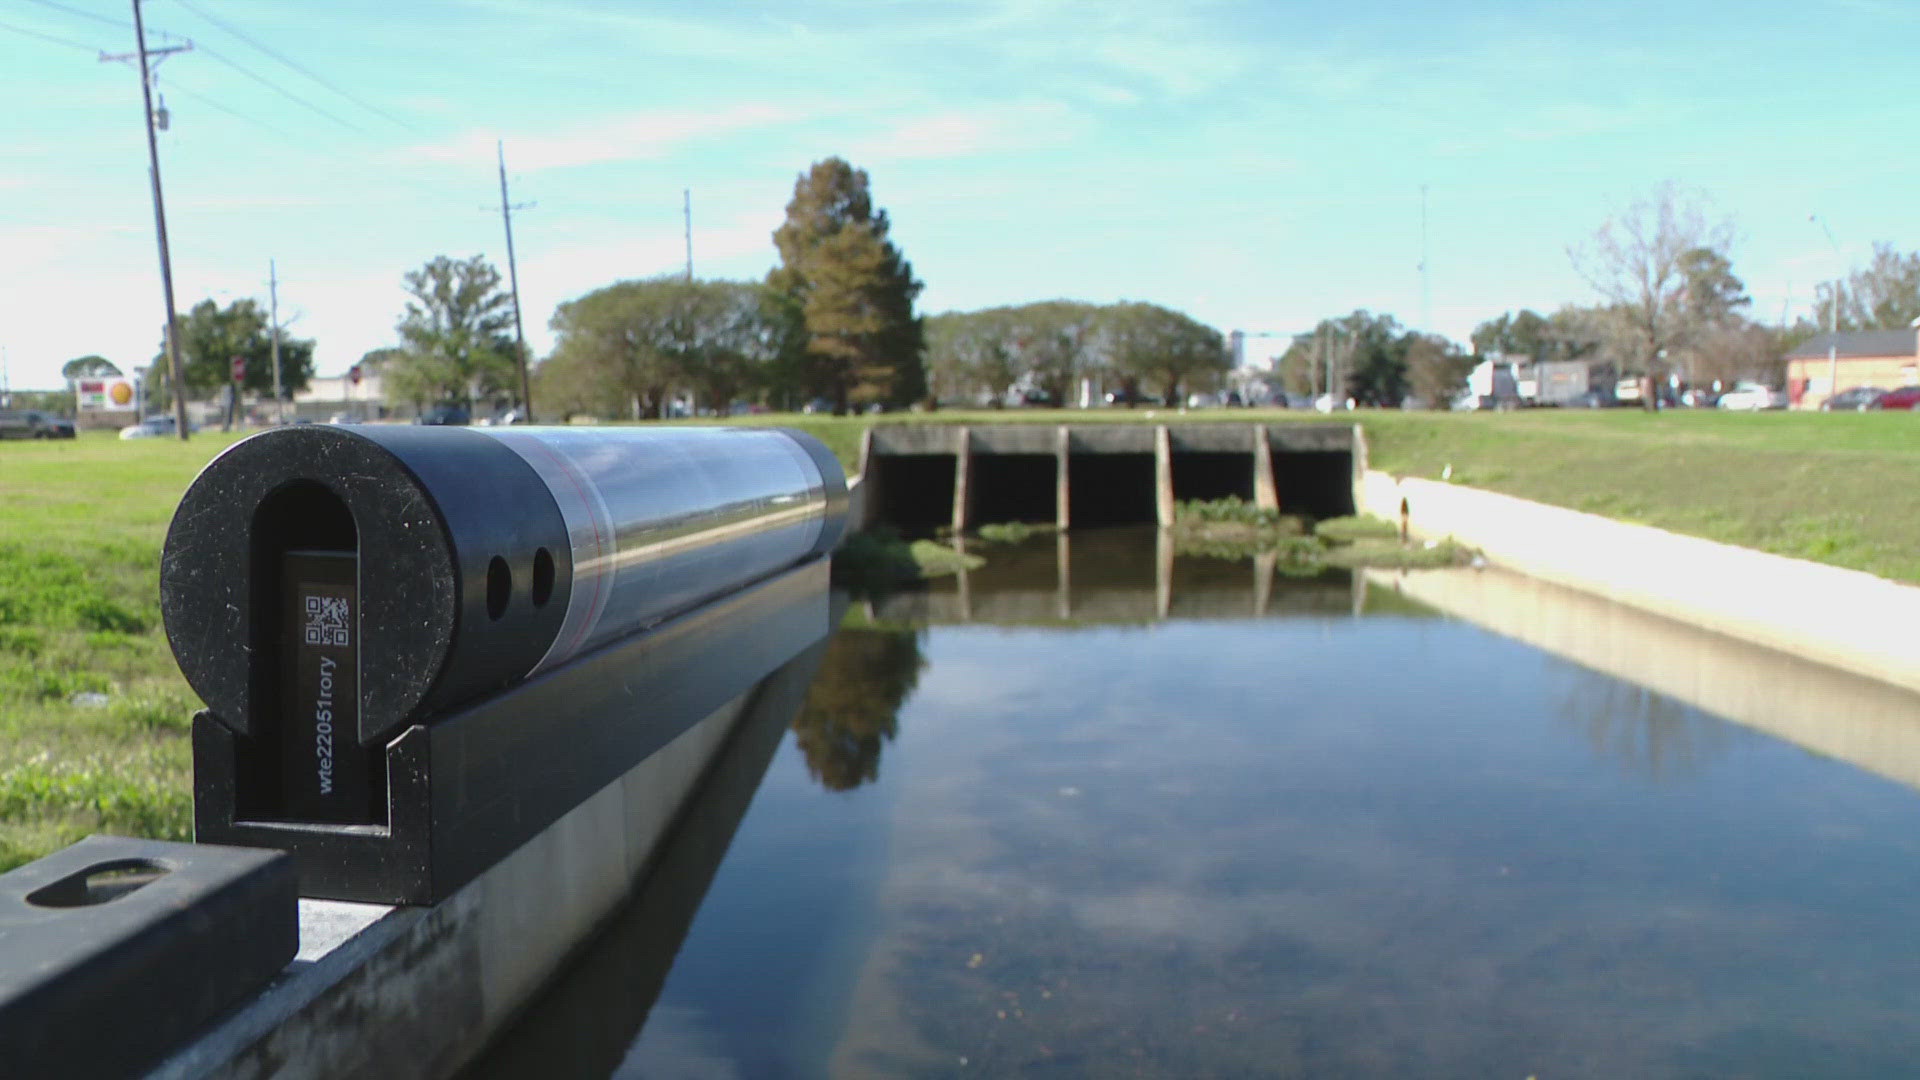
[2,406,1913,868]
[1354,409,1920,583]
[0,430,246,867]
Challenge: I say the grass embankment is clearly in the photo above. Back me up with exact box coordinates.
[1355,409,1920,583]
[737,407,1920,585]
[0,431,242,867]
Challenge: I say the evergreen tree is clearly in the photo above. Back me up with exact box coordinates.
[770,158,925,413]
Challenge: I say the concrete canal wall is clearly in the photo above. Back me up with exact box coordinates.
[1356,469,1920,695]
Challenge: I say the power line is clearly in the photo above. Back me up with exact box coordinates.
[172,0,417,132]
[22,0,130,31]
[192,40,365,132]
[0,16,104,52]
[160,78,276,132]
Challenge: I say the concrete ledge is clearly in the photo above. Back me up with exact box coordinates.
[1357,470,1920,694]
[150,689,751,1079]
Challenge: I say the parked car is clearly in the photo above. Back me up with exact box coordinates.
[1869,386,1920,411]
[1716,383,1787,410]
[1823,386,1887,411]
[0,410,76,439]
[118,415,198,439]
[1103,388,1152,406]
[415,404,471,426]
[1679,388,1720,408]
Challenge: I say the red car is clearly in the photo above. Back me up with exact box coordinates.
[1869,386,1920,410]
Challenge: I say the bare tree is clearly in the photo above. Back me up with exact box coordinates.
[1570,183,1736,409]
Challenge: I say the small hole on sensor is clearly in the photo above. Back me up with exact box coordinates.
[27,858,171,907]
[487,556,511,620]
[531,547,554,608]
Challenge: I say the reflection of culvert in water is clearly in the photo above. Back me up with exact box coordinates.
[970,453,1056,525]
[872,454,955,530]
[1068,453,1156,526]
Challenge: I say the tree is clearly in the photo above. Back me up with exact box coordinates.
[1569,182,1736,409]
[61,355,121,381]
[1815,242,1920,332]
[770,158,926,413]
[1687,322,1782,389]
[668,280,795,412]
[1404,333,1475,409]
[387,255,518,410]
[540,277,794,420]
[1099,301,1229,405]
[925,310,1011,406]
[1007,300,1098,406]
[1677,246,1750,328]
[1469,310,1552,360]
[157,298,315,398]
[1275,310,1405,404]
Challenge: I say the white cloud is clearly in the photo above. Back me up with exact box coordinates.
[852,103,1080,163]
[396,105,799,172]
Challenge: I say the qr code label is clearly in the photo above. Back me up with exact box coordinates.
[304,595,351,647]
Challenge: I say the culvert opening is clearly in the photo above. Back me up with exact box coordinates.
[1068,453,1156,526]
[1171,451,1254,505]
[971,453,1057,525]
[874,454,956,532]
[1275,450,1354,518]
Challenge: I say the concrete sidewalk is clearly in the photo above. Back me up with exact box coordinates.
[1356,470,1920,695]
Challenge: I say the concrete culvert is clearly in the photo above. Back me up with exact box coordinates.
[1068,453,1157,526]
[969,453,1057,526]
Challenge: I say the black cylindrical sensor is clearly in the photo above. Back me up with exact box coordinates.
[161,425,846,824]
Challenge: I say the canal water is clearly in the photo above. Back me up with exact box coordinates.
[471,528,1920,1079]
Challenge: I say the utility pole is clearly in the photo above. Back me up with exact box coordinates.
[496,140,535,423]
[683,188,693,282]
[1812,214,1842,408]
[1419,184,1432,333]
[111,1,193,441]
[269,259,284,424]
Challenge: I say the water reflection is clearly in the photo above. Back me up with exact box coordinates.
[871,526,1360,625]
[791,627,926,792]
[1370,565,1920,793]
[1559,671,1734,782]
[461,639,831,1080]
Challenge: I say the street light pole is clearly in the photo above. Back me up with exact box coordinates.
[1812,214,1842,408]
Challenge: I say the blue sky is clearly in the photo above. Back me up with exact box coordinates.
[1,0,1914,389]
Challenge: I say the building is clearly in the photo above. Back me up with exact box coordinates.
[1785,329,1919,409]
[1515,359,1598,406]
[291,371,395,421]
